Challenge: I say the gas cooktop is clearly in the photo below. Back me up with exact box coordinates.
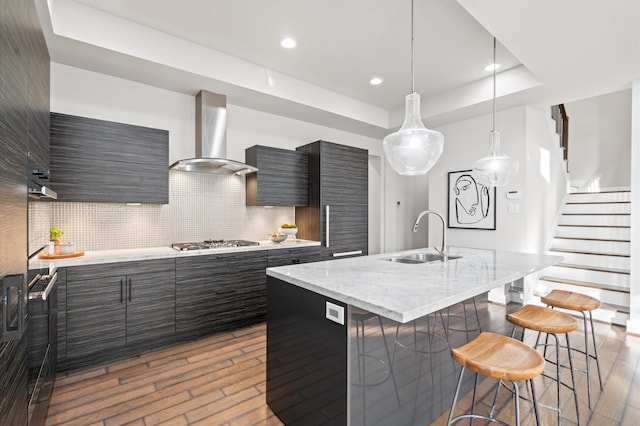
[171,239,260,251]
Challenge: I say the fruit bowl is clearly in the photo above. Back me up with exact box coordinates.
[279,227,298,236]
[270,233,287,243]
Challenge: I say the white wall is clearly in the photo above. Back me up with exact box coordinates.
[47,63,384,251]
[426,106,567,254]
[565,89,632,189]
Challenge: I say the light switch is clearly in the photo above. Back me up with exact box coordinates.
[508,203,520,214]
[325,301,344,325]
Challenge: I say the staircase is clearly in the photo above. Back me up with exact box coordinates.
[535,189,631,326]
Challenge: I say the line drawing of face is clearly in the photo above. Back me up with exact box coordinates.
[454,174,490,224]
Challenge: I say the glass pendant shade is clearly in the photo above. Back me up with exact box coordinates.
[472,129,519,187]
[383,92,444,176]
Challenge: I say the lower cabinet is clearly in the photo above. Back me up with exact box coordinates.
[176,251,268,339]
[63,259,175,369]
[57,247,316,370]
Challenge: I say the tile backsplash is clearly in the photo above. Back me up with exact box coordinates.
[29,171,294,252]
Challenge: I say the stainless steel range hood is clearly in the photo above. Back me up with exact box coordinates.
[170,91,258,175]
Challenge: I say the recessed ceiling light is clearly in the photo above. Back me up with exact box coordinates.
[280,38,296,49]
[369,77,383,85]
[484,63,501,72]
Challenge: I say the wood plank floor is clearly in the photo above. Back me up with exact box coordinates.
[46,301,640,425]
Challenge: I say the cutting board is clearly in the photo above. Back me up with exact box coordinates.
[38,250,85,260]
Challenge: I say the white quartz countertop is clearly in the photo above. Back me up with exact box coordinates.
[266,246,561,324]
[29,239,320,271]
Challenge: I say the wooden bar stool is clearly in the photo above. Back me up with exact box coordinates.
[447,332,545,426]
[541,289,603,408]
[507,304,581,425]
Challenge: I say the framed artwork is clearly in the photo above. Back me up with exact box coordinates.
[447,170,496,230]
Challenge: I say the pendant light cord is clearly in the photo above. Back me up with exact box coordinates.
[492,37,496,131]
[410,0,415,93]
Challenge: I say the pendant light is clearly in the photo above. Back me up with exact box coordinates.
[382,0,444,176]
[472,37,519,187]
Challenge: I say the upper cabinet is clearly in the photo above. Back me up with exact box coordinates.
[49,113,169,203]
[295,141,368,260]
[245,145,308,206]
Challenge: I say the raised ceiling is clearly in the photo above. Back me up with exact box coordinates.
[36,0,639,138]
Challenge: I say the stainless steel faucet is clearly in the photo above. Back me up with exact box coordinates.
[413,210,447,257]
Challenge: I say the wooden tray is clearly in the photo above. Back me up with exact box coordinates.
[38,250,85,260]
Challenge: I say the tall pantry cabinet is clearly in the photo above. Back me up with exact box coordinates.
[295,141,368,260]
[1,0,50,423]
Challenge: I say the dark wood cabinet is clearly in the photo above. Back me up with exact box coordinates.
[267,246,322,267]
[26,0,50,171]
[176,251,268,339]
[245,145,308,206]
[63,260,175,369]
[296,141,368,260]
[1,0,48,422]
[49,113,169,204]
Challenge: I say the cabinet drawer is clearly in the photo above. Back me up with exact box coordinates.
[267,246,322,267]
[67,259,174,281]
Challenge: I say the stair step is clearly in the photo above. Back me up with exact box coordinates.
[548,250,630,270]
[558,214,630,227]
[544,265,630,288]
[556,263,629,275]
[539,276,630,293]
[563,202,630,214]
[556,225,630,241]
[551,238,630,256]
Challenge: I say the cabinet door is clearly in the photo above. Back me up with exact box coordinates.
[176,251,268,339]
[320,142,368,259]
[267,246,322,267]
[245,145,308,206]
[126,269,176,346]
[50,113,169,203]
[66,276,126,359]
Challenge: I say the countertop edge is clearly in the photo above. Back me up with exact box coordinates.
[29,240,321,271]
[266,247,562,323]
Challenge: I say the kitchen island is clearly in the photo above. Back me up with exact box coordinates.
[265,246,560,425]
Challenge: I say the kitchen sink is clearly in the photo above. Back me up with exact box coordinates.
[386,253,462,264]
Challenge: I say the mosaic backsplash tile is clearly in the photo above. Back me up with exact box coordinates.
[29,171,294,252]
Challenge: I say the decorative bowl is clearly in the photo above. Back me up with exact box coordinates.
[280,228,298,236]
[270,233,287,243]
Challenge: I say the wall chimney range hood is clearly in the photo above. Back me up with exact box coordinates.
[170,91,258,175]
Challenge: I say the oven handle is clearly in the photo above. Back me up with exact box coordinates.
[28,273,43,292]
[28,272,57,301]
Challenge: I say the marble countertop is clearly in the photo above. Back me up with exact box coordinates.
[266,246,561,324]
[29,239,320,271]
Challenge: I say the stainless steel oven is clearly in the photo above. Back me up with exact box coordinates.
[27,270,58,426]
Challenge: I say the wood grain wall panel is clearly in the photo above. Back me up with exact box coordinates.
[50,112,169,203]
[295,143,321,242]
[176,251,268,339]
[245,145,308,206]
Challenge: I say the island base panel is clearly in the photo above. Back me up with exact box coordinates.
[266,277,348,425]
[267,277,500,425]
